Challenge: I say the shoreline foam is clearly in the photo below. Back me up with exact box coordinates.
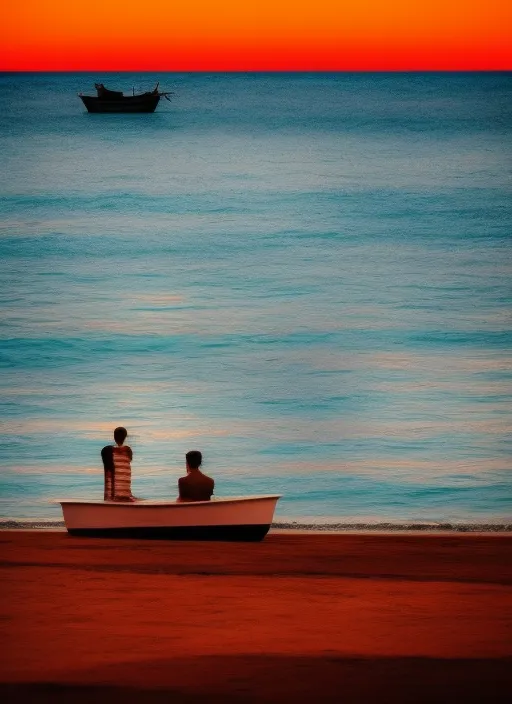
[1,519,510,532]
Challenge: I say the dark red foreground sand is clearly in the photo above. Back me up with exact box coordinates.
[1,531,511,703]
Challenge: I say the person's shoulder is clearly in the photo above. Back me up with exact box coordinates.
[101,445,113,455]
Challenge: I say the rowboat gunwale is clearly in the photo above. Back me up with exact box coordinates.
[58,495,281,508]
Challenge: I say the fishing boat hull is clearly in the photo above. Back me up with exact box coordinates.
[59,495,281,541]
[79,94,161,113]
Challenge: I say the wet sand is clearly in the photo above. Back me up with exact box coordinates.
[1,531,511,702]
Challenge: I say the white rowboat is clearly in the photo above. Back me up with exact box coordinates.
[59,495,281,541]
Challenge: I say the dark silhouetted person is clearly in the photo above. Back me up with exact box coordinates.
[101,427,135,502]
[177,450,214,502]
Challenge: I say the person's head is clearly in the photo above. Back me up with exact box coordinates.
[186,450,202,471]
[113,427,128,446]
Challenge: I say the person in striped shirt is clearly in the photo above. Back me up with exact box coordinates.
[101,427,135,502]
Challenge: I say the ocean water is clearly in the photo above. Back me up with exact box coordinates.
[0,71,511,526]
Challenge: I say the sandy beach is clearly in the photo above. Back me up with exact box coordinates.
[1,531,511,703]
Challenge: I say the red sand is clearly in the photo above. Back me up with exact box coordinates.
[1,531,511,702]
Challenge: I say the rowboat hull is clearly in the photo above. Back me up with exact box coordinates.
[59,495,281,541]
[79,94,161,113]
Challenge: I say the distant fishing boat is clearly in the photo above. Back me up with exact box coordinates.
[78,82,173,113]
[59,495,281,541]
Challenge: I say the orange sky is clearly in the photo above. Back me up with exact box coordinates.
[1,1,511,71]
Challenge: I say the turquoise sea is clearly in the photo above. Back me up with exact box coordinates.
[0,72,511,526]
